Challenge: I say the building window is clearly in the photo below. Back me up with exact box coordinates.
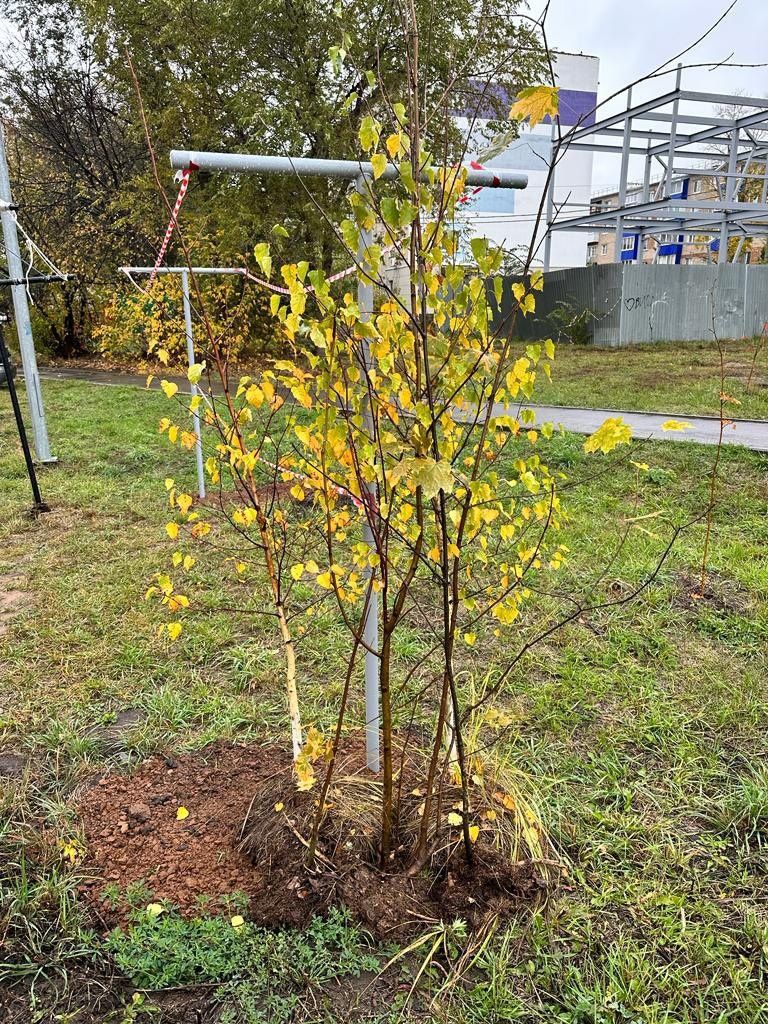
[622,236,635,252]
[600,243,608,255]
[693,179,702,194]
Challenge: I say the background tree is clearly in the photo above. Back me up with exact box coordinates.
[0,0,545,354]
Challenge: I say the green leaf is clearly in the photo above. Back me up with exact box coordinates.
[359,115,381,152]
[340,219,360,252]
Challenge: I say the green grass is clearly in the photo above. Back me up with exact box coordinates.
[532,337,768,419]
[1,379,768,1021]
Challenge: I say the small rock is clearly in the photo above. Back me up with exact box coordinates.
[127,802,151,823]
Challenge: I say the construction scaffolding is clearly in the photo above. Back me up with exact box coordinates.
[544,67,768,269]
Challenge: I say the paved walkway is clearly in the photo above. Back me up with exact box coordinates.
[36,365,768,453]
[514,404,768,453]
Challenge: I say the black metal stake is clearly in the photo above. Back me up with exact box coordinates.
[0,324,49,514]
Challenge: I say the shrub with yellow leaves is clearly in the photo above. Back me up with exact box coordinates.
[94,276,276,367]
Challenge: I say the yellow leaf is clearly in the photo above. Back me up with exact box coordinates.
[463,632,477,647]
[183,555,195,571]
[147,903,165,918]
[583,417,633,455]
[661,419,693,432]
[510,85,560,128]
[168,425,179,444]
[370,153,387,180]
[290,563,305,581]
[316,571,333,589]
[160,380,179,399]
[176,493,193,516]
[274,802,284,812]
[176,806,189,820]
[230,915,245,930]
[385,133,402,159]
[187,362,205,385]
[468,825,480,843]
[447,811,463,826]
[166,522,179,540]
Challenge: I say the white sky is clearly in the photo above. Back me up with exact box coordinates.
[544,0,768,185]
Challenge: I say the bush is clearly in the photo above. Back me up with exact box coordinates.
[93,276,278,366]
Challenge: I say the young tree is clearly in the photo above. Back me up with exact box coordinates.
[147,7,689,883]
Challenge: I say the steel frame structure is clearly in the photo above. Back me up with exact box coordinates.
[543,67,768,268]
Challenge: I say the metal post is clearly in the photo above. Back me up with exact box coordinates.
[614,87,633,263]
[0,121,54,462]
[665,65,683,197]
[0,323,48,513]
[542,124,557,272]
[354,176,380,773]
[180,269,206,500]
[719,128,740,265]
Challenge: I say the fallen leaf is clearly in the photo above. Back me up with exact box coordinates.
[176,806,189,820]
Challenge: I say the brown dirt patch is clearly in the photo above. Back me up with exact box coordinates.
[0,575,31,636]
[673,569,753,615]
[79,741,547,940]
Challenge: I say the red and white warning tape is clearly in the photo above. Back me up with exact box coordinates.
[149,163,198,286]
[457,160,500,206]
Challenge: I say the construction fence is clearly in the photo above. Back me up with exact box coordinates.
[492,263,768,346]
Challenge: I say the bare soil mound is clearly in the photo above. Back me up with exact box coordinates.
[80,741,547,940]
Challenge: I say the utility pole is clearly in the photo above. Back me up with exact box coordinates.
[0,119,54,462]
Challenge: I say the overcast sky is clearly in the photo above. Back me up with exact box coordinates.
[544,0,768,185]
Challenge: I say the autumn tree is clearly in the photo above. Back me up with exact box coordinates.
[0,0,545,352]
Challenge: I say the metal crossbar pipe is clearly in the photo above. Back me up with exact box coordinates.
[170,150,528,190]
[647,106,768,157]
[567,143,731,161]
[121,266,248,276]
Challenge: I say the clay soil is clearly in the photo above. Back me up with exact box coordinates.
[80,741,546,940]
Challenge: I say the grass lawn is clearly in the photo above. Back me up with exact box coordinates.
[1,378,768,1022]
[532,337,768,420]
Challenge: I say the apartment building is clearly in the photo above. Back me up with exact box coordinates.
[586,173,766,266]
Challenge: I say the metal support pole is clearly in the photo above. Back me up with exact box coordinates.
[356,176,380,774]
[719,128,740,265]
[615,88,633,263]
[665,66,683,197]
[542,124,557,272]
[0,323,48,513]
[0,121,54,462]
[180,269,206,500]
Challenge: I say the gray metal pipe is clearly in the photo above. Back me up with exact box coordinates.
[170,150,528,190]
[121,266,248,276]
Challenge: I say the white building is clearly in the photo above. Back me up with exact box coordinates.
[458,51,600,270]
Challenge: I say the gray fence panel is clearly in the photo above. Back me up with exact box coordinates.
[492,264,768,345]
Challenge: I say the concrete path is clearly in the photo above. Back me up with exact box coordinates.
[515,404,768,453]
[35,365,768,453]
